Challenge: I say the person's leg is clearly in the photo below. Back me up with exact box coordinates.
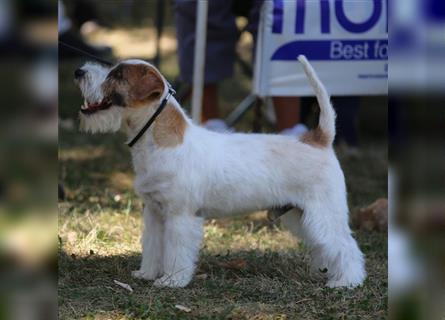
[332,97,360,147]
[273,97,307,135]
[273,97,301,131]
[175,0,238,126]
[201,83,231,131]
[202,83,219,123]
[300,97,315,124]
[248,3,304,135]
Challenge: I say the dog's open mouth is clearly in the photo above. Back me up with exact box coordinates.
[80,99,112,115]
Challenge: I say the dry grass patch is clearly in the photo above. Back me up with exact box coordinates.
[59,200,387,319]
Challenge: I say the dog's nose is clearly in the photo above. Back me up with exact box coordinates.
[74,68,86,79]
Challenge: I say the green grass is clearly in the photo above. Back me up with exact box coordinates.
[59,198,387,319]
[59,27,387,319]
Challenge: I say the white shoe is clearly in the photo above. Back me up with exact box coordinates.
[280,123,309,138]
[204,119,233,133]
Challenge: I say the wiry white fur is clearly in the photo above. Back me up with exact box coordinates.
[76,56,366,289]
[75,62,124,133]
[79,106,124,133]
[75,62,109,104]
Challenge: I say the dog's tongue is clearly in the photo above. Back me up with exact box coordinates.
[80,99,112,115]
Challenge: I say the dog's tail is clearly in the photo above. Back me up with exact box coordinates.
[298,55,336,148]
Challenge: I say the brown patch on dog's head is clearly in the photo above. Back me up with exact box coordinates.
[300,127,330,148]
[153,103,187,148]
[102,61,164,108]
[102,60,187,148]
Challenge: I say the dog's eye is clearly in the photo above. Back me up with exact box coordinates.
[110,91,125,107]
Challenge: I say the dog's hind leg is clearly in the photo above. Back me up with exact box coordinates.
[299,197,366,288]
[132,206,164,280]
[154,213,204,288]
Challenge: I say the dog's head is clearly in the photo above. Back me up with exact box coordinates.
[74,60,166,133]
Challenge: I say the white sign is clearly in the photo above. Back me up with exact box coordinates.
[253,0,388,97]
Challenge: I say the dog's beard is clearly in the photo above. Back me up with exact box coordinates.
[79,106,123,133]
[76,63,123,134]
[77,83,123,133]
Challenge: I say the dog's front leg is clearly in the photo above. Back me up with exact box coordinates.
[132,206,164,280]
[154,213,203,288]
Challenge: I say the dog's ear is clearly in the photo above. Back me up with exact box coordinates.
[129,65,164,103]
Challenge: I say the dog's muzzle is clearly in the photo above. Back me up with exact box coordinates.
[75,68,113,115]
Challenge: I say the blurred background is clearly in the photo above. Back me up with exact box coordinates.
[0,0,57,319]
[389,0,445,319]
[0,0,443,319]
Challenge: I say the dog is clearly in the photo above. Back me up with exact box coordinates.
[74,55,366,288]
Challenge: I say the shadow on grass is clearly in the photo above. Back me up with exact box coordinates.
[59,248,316,289]
[59,231,387,319]
[58,247,319,318]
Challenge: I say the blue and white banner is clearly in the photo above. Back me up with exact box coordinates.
[253,0,388,97]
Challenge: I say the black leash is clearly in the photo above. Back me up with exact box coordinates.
[127,85,176,147]
[59,40,114,66]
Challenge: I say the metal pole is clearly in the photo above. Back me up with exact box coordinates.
[191,0,208,124]
[153,0,164,68]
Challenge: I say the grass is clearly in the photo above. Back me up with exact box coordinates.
[59,25,387,319]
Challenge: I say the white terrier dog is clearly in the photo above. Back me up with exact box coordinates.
[74,56,366,288]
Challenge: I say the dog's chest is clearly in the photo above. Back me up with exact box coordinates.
[131,149,175,210]
[133,171,175,213]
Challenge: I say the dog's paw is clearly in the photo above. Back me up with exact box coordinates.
[153,274,190,288]
[131,270,158,281]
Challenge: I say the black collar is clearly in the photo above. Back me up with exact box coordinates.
[127,85,176,147]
